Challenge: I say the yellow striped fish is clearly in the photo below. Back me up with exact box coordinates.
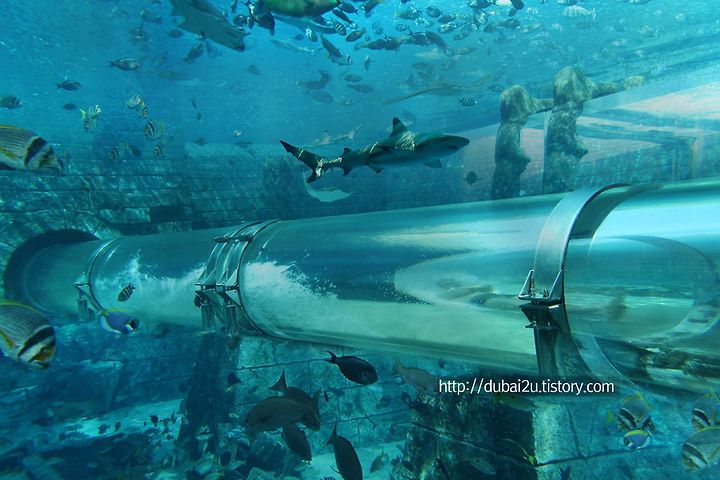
[0,125,63,172]
[683,426,720,471]
[0,302,56,368]
[693,391,720,431]
[117,283,135,302]
[617,392,655,433]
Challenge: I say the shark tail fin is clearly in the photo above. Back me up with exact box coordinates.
[280,140,324,183]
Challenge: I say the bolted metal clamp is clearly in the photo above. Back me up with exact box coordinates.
[518,184,631,376]
[194,220,278,335]
[73,238,121,322]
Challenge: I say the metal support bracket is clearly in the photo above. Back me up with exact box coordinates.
[195,220,278,335]
[72,238,120,322]
[518,184,629,376]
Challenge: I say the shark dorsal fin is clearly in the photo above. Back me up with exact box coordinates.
[391,117,408,136]
[343,148,351,155]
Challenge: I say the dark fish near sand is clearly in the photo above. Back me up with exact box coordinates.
[184,42,205,63]
[117,283,135,302]
[282,424,312,461]
[327,425,363,480]
[109,58,142,71]
[465,171,477,185]
[99,311,140,334]
[370,449,388,473]
[309,91,333,103]
[63,103,77,110]
[270,370,321,429]
[0,302,56,368]
[298,71,331,90]
[244,396,314,433]
[0,96,22,109]
[57,80,81,91]
[327,351,377,385]
[0,125,63,172]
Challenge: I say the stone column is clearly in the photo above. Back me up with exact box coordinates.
[543,67,621,194]
[491,85,552,199]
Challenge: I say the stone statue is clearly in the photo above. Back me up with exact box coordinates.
[542,66,622,194]
[491,85,552,199]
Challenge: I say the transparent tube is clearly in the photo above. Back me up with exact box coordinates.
[24,228,230,326]
[565,179,720,388]
[240,195,565,372]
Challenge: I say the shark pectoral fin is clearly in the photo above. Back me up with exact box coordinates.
[342,166,353,175]
[391,117,408,136]
[425,160,442,168]
[369,165,383,174]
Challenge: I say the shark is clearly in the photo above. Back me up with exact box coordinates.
[383,75,493,105]
[281,117,470,183]
[170,0,247,51]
